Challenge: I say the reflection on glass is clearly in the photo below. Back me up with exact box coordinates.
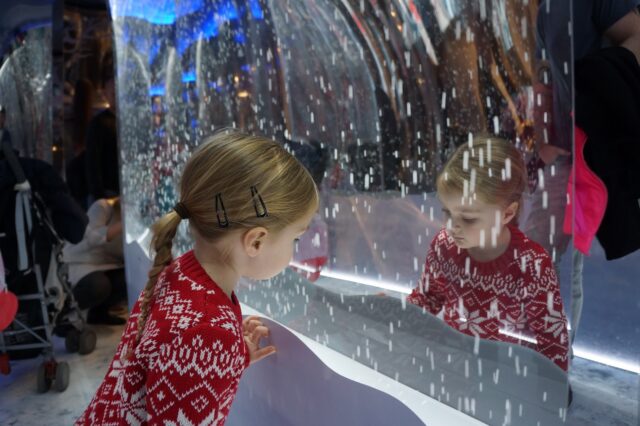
[407,136,569,371]
[111,0,573,424]
[0,25,53,161]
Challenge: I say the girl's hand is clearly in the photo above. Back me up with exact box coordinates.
[242,316,276,365]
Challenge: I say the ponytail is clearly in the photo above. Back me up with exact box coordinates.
[128,210,182,356]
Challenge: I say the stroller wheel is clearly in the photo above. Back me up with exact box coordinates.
[54,361,70,392]
[65,329,80,353]
[37,362,52,393]
[0,353,10,375]
[78,330,97,355]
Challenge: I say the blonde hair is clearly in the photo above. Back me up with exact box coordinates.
[436,136,526,221]
[132,130,318,348]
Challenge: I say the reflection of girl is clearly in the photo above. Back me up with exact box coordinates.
[408,137,569,370]
[75,131,319,425]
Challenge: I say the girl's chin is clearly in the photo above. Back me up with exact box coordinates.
[453,237,466,246]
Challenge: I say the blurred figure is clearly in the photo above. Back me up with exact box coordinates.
[85,51,119,203]
[0,105,9,147]
[66,79,94,210]
[63,197,126,325]
[527,0,640,348]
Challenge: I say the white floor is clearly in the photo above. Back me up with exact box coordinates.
[0,322,637,426]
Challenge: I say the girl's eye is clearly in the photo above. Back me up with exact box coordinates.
[294,238,301,242]
[462,218,477,224]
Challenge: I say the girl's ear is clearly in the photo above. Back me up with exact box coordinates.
[502,201,519,225]
[242,227,269,257]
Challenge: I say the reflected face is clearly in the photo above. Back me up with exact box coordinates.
[246,208,316,280]
[439,191,507,250]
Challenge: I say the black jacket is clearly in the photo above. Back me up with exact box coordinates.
[85,109,119,200]
[575,46,640,260]
[0,156,88,245]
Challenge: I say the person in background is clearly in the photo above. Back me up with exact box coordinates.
[527,0,640,351]
[63,197,126,325]
[0,105,10,147]
[85,51,119,203]
[66,79,95,210]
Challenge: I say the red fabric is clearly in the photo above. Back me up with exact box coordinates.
[408,226,569,371]
[76,251,250,425]
[563,126,608,255]
[0,290,18,331]
[291,256,328,282]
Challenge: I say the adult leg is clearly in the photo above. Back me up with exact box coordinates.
[73,270,125,325]
[72,271,111,310]
[569,250,584,346]
[103,268,127,308]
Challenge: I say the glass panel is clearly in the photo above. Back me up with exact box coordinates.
[111,1,604,425]
[0,23,53,161]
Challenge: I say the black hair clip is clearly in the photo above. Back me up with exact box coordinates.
[215,193,229,228]
[251,186,268,218]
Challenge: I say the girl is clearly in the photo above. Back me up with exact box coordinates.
[408,136,569,371]
[76,130,319,425]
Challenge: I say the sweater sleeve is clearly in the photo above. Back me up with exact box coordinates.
[144,324,249,425]
[524,256,569,371]
[407,236,447,316]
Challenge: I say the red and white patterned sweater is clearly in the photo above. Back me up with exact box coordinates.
[408,226,569,370]
[76,250,250,425]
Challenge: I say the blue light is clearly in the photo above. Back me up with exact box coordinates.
[249,0,264,20]
[176,34,193,55]
[207,81,223,93]
[234,32,246,44]
[113,0,204,25]
[217,0,239,21]
[148,42,161,64]
[202,14,220,39]
[182,71,197,83]
[240,64,251,72]
[175,0,205,17]
[149,85,165,96]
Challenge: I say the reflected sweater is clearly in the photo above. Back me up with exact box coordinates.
[408,226,569,371]
[75,250,250,425]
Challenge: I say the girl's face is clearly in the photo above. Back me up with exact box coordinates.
[438,191,517,250]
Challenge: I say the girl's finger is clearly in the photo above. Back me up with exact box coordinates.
[244,319,263,333]
[250,325,270,343]
[251,345,276,363]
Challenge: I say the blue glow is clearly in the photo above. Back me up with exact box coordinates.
[176,32,194,55]
[207,81,223,93]
[240,64,251,72]
[249,0,264,20]
[148,42,161,64]
[175,0,205,16]
[217,0,239,21]
[234,32,246,44]
[114,0,204,25]
[202,14,220,39]
[182,71,197,83]
[149,85,165,96]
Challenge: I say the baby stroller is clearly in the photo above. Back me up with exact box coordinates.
[0,138,96,392]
